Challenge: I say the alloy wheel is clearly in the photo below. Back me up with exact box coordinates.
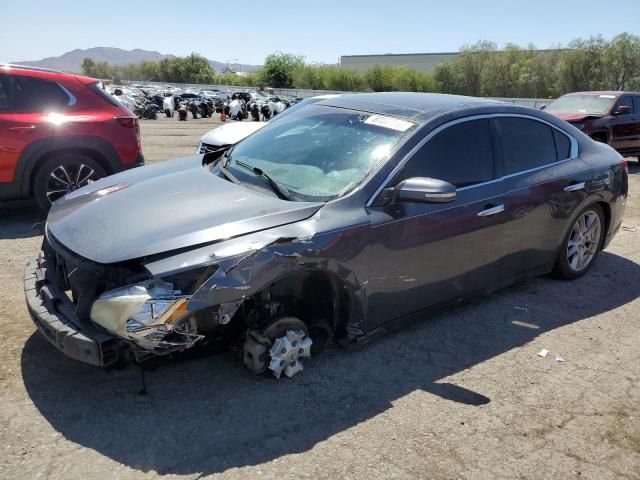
[567,210,601,272]
[46,163,97,204]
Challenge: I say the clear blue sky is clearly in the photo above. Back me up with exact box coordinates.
[2,0,639,65]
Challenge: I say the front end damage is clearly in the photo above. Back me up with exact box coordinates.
[25,234,211,367]
[26,222,368,375]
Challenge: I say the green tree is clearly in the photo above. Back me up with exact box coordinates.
[605,33,640,90]
[557,36,608,92]
[433,62,457,94]
[365,65,393,92]
[256,52,305,88]
[81,58,95,76]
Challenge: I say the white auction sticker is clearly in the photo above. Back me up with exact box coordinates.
[364,115,414,132]
[599,95,616,99]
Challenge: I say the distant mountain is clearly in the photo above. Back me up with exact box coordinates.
[12,47,261,74]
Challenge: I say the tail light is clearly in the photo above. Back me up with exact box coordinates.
[115,116,137,128]
[115,116,142,153]
[621,159,628,173]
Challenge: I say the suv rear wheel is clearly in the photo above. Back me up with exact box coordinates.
[33,154,106,212]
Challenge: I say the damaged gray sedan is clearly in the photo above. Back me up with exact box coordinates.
[25,93,628,378]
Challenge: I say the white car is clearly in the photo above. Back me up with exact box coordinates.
[196,94,341,154]
[197,122,267,154]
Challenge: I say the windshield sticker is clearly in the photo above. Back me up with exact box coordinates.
[599,95,616,99]
[364,115,414,132]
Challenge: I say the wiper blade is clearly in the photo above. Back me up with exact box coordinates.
[234,159,295,200]
[218,162,238,183]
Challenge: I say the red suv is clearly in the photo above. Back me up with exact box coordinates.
[0,65,144,211]
[545,91,640,158]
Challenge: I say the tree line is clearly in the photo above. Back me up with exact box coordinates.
[81,54,250,86]
[82,33,640,98]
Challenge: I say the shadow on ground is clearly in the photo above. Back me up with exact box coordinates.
[0,201,44,239]
[21,251,640,476]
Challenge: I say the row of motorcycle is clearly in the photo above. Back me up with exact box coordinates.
[165,93,303,122]
[109,85,303,122]
[221,93,303,122]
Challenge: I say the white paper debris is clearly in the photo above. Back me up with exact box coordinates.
[555,355,565,363]
[537,349,549,358]
[364,114,414,132]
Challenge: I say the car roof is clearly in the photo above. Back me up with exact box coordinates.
[0,63,63,74]
[564,91,640,97]
[0,63,97,85]
[317,92,504,122]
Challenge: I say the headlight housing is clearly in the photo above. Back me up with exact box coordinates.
[90,279,202,352]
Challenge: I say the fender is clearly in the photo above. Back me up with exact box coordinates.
[14,135,124,198]
[554,180,614,248]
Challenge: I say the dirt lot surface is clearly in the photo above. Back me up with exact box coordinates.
[1,116,639,479]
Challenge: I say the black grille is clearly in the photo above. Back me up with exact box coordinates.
[199,142,227,155]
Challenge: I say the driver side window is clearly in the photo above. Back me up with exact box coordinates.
[616,95,634,114]
[402,119,495,188]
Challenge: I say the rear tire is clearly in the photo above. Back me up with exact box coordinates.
[553,204,605,279]
[33,154,106,212]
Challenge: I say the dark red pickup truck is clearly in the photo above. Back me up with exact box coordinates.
[546,91,640,158]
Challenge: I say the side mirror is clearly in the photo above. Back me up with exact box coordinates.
[393,177,457,204]
[539,105,546,110]
[614,105,632,115]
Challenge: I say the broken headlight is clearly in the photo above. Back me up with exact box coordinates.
[90,279,202,352]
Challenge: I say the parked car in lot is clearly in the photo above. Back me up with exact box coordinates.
[26,93,627,378]
[0,65,144,211]
[546,91,640,158]
[196,95,341,154]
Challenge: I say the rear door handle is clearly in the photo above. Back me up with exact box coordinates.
[563,182,585,192]
[477,204,505,217]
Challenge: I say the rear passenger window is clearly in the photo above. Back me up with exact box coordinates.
[632,96,640,114]
[553,129,571,160]
[403,119,494,187]
[12,76,70,112]
[495,118,558,175]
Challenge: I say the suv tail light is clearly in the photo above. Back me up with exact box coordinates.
[621,159,628,173]
[115,116,138,128]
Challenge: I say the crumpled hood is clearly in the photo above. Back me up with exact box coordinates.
[550,112,603,123]
[200,122,266,146]
[47,156,323,264]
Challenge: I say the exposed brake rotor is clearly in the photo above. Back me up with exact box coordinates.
[268,330,312,378]
[243,316,313,379]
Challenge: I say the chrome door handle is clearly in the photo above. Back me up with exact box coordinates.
[477,204,505,217]
[563,182,585,192]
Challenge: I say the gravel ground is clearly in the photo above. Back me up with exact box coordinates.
[1,116,639,480]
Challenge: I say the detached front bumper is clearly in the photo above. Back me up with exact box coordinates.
[24,252,124,367]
